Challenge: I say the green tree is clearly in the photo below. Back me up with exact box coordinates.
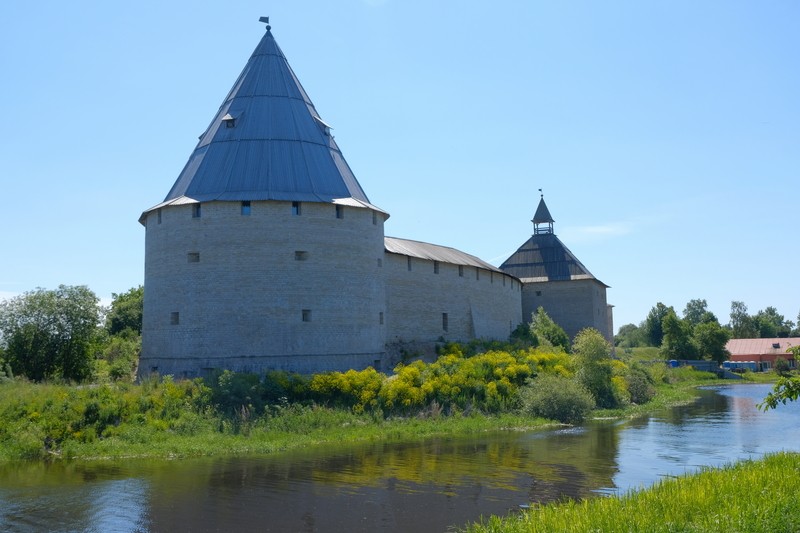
[530,307,570,352]
[660,309,698,360]
[729,301,758,339]
[572,328,618,408]
[682,299,709,327]
[754,307,791,338]
[697,311,720,325]
[643,302,671,346]
[693,320,731,364]
[0,285,100,381]
[106,286,143,336]
[614,323,645,348]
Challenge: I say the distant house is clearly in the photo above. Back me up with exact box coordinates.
[725,338,799,371]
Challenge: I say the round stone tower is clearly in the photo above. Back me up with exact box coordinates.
[138,20,388,378]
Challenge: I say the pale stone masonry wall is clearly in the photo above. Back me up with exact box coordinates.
[142,200,527,379]
[521,279,611,343]
[141,200,388,377]
[384,253,522,347]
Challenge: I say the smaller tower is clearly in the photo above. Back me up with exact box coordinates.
[500,194,613,342]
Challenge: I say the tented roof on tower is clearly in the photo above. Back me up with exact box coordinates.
[499,233,606,284]
[501,197,607,285]
[142,19,381,218]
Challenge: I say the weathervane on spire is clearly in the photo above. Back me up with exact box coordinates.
[259,16,271,31]
[538,188,543,199]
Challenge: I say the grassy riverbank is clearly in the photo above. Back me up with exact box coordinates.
[463,452,800,533]
[0,376,558,461]
[0,367,729,462]
[1,337,773,462]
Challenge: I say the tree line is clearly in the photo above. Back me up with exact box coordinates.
[615,299,800,363]
[0,285,143,382]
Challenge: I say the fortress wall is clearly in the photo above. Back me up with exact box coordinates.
[521,279,610,343]
[140,200,387,377]
[384,253,522,347]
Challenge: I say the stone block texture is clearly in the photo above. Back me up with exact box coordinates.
[385,254,522,345]
[141,200,387,378]
[521,279,612,343]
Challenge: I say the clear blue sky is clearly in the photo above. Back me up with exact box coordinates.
[1,1,797,332]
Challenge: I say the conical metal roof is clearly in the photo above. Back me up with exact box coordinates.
[153,20,375,209]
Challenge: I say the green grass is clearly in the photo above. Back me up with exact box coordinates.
[70,411,552,460]
[0,378,553,461]
[616,346,661,363]
[594,366,725,419]
[48,411,554,460]
[463,452,800,533]
[0,362,763,462]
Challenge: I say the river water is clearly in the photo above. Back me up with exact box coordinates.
[1,383,798,532]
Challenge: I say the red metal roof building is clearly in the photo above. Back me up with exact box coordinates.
[726,338,799,370]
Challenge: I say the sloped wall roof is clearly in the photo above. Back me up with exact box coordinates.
[147,23,374,215]
[385,237,505,273]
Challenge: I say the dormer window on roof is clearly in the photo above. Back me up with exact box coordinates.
[222,113,236,128]
[313,116,332,137]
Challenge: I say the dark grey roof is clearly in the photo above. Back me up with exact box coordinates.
[385,237,506,273]
[532,197,554,224]
[499,233,607,285]
[144,21,378,218]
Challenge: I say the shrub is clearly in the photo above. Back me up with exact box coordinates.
[309,368,383,413]
[611,375,631,406]
[774,357,791,377]
[100,335,140,382]
[576,362,619,408]
[520,374,595,424]
[625,364,657,404]
[647,362,669,384]
[510,322,537,347]
[573,329,621,409]
[530,307,570,352]
[0,360,12,384]
[209,370,263,416]
[379,362,426,412]
[522,349,573,377]
[263,370,309,404]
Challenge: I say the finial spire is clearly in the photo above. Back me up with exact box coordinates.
[538,188,543,199]
[259,16,271,31]
[532,193,555,235]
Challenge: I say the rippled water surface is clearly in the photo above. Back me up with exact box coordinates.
[1,383,798,532]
